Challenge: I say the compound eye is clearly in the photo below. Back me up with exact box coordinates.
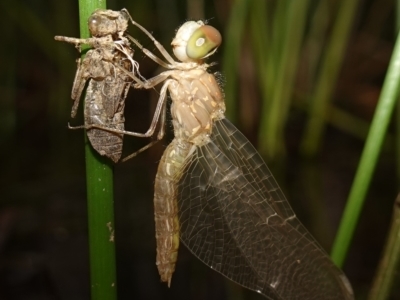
[88,12,116,37]
[88,14,106,36]
[186,25,221,59]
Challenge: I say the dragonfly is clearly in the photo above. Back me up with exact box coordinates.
[55,9,158,162]
[85,12,355,299]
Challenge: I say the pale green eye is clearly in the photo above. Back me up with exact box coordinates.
[186,25,222,59]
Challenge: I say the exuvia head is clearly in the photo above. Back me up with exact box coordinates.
[88,9,129,37]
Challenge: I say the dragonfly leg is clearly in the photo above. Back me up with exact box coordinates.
[54,36,96,47]
[68,123,153,137]
[126,34,175,69]
[135,78,173,137]
[121,139,159,162]
[70,58,88,118]
[135,72,174,89]
[113,61,174,90]
[117,78,170,163]
[112,63,148,86]
[69,78,171,136]
[122,9,177,65]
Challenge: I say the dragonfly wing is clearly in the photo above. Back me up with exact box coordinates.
[214,118,317,244]
[177,118,354,300]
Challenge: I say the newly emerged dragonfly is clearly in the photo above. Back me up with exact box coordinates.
[119,19,355,299]
[55,9,152,162]
[81,12,355,299]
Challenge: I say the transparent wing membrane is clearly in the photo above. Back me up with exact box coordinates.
[177,119,353,300]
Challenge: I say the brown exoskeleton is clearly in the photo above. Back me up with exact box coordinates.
[55,9,150,162]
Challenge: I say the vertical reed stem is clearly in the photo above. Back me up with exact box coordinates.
[78,1,118,299]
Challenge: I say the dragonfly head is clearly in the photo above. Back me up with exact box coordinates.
[172,21,221,62]
[88,9,129,37]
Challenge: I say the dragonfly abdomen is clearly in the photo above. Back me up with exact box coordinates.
[153,139,192,286]
[84,79,126,162]
[86,128,123,162]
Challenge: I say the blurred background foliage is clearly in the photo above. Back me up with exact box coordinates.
[0,0,399,299]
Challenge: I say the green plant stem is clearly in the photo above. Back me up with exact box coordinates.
[300,0,360,157]
[85,149,117,300]
[258,0,310,159]
[396,0,400,189]
[368,194,400,300]
[331,29,400,267]
[78,1,118,300]
[222,0,250,122]
[250,0,268,101]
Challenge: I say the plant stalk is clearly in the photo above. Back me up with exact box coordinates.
[331,28,400,267]
[78,1,118,299]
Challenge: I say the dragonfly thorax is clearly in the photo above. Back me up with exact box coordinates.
[169,69,225,143]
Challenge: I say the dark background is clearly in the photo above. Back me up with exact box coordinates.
[0,0,398,299]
